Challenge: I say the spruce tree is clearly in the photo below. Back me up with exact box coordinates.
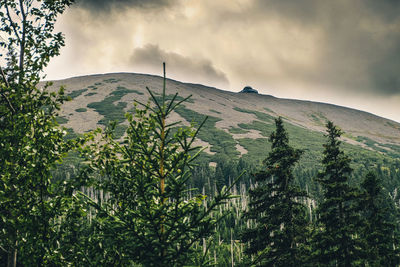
[79,64,238,266]
[359,171,399,266]
[314,121,362,266]
[241,117,310,266]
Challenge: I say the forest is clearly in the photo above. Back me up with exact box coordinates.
[1,1,400,266]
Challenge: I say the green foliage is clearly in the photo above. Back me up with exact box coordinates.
[237,137,269,163]
[0,86,77,266]
[79,65,238,266]
[64,128,81,140]
[241,118,310,266]
[0,0,74,85]
[233,107,400,178]
[55,116,68,124]
[75,108,87,112]
[359,172,399,266]
[153,93,194,104]
[113,124,128,139]
[237,118,326,166]
[314,121,363,266]
[0,1,79,266]
[68,88,88,99]
[356,136,400,157]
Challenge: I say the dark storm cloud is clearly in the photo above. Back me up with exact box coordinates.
[369,42,400,95]
[253,0,400,95]
[130,44,229,86]
[76,0,173,13]
[364,0,400,22]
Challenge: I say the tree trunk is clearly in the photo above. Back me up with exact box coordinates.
[7,248,17,267]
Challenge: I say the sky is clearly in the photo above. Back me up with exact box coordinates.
[45,0,400,122]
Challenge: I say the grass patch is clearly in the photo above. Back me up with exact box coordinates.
[113,124,128,139]
[386,121,400,130]
[56,116,68,124]
[210,109,221,114]
[355,136,400,157]
[85,92,97,96]
[236,114,397,170]
[237,138,269,163]
[233,107,275,122]
[114,86,144,96]
[264,107,275,114]
[75,108,87,113]
[237,118,324,164]
[228,127,249,134]
[68,88,88,99]
[153,93,194,104]
[87,86,143,126]
[309,112,328,126]
[103,78,119,84]
[175,106,240,161]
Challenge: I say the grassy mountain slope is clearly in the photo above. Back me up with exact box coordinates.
[48,72,400,167]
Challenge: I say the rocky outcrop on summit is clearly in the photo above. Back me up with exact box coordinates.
[239,86,258,94]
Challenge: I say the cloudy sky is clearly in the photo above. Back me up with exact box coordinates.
[45,0,400,122]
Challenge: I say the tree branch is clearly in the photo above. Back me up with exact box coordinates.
[5,2,21,43]
[18,0,27,84]
[0,244,9,253]
[0,65,16,113]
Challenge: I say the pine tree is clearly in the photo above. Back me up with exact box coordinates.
[359,171,399,266]
[314,121,363,266]
[241,117,310,266]
[79,64,238,266]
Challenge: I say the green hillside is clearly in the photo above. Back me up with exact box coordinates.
[49,73,400,203]
[52,73,400,170]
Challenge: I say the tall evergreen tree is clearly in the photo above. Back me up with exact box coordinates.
[241,117,310,266]
[314,121,362,266]
[359,171,399,266]
[79,64,238,266]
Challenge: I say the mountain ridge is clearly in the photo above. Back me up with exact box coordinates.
[47,72,400,162]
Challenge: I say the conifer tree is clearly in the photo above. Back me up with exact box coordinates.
[359,171,399,266]
[314,121,363,266]
[79,64,238,266]
[241,117,310,266]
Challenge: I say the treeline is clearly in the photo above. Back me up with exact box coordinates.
[183,119,400,266]
[240,118,400,266]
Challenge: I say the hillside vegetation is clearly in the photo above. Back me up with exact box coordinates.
[48,73,400,180]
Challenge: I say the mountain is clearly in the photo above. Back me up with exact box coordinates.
[48,72,400,167]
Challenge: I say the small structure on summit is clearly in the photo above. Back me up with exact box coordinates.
[239,86,258,94]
